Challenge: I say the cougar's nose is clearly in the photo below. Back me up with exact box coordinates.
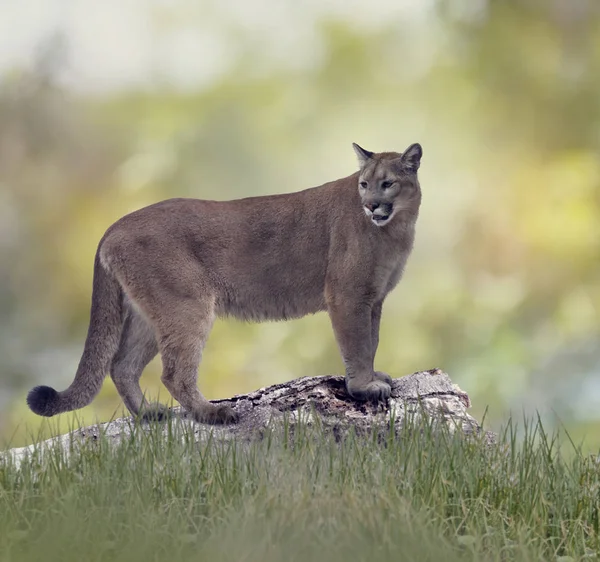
[365,202,380,212]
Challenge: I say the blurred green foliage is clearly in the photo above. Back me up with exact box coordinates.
[2,0,600,448]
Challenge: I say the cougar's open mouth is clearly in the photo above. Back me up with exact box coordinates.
[363,205,393,227]
[371,214,390,226]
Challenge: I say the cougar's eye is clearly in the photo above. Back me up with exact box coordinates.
[359,181,367,189]
[381,181,393,189]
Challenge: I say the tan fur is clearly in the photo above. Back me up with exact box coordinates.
[26,143,423,424]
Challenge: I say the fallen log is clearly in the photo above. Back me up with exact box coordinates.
[2,369,495,466]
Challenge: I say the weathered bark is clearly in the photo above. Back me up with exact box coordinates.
[2,369,495,466]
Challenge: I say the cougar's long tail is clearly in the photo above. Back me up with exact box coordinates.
[27,246,124,417]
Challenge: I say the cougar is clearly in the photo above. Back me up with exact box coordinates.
[27,142,423,424]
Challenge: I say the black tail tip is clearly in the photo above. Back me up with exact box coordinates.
[26,385,59,417]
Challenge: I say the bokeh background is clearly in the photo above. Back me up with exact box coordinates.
[2,0,600,449]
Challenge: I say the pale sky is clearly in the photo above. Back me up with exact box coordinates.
[0,0,432,92]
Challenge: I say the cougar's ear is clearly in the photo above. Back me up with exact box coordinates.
[352,143,374,168]
[400,143,423,172]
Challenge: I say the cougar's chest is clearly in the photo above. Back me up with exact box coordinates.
[374,228,415,299]
[385,260,406,292]
[371,257,406,301]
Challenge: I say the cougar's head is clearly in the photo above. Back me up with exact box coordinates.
[352,142,422,227]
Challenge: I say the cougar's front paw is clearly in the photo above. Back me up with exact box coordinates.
[346,378,391,403]
[374,371,393,386]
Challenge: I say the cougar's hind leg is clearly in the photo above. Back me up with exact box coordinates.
[156,297,238,425]
[109,252,238,425]
[110,304,166,420]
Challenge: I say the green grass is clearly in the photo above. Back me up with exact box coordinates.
[1,413,600,562]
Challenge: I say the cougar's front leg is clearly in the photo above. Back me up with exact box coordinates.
[327,300,391,402]
[371,301,392,387]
